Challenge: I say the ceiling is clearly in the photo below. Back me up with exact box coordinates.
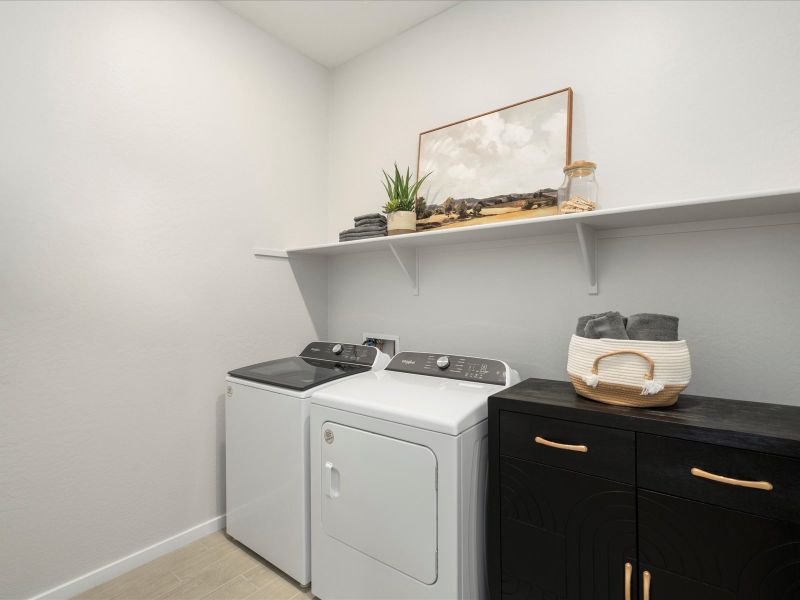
[220,0,461,68]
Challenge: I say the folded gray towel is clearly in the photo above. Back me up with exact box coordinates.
[339,231,387,241]
[584,311,629,339]
[627,313,679,341]
[339,225,387,235]
[354,218,387,227]
[354,213,384,221]
[340,229,386,236]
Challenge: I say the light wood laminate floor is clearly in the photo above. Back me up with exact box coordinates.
[74,532,313,600]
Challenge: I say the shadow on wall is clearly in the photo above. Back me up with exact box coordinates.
[215,255,327,516]
[288,255,328,339]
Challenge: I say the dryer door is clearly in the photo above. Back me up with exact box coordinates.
[320,422,438,584]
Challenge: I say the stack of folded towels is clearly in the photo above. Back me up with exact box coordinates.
[575,312,679,341]
[339,213,388,242]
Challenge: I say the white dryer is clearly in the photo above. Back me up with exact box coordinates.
[310,351,519,600]
[225,342,388,586]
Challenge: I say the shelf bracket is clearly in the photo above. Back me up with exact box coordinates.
[575,222,598,294]
[388,243,419,295]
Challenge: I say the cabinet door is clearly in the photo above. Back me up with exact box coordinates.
[500,456,636,600]
[638,490,800,599]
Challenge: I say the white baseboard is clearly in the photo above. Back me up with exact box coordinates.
[30,515,226,600]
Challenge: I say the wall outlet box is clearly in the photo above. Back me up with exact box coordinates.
[362,333,399,357]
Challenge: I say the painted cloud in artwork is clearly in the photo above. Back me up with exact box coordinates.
[418,91,570,205]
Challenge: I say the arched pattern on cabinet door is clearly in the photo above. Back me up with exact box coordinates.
[565,490,636,600]
[500,458,553,530]
[738,542,800,599]
[499,458,563,599]
[499,456,634,600]
[639,490,800,596]
[638,491,718,584]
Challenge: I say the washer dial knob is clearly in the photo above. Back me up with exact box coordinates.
[332,344,343,355]
[436,356,450,370]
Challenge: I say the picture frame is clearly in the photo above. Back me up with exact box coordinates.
[415,87,573,231]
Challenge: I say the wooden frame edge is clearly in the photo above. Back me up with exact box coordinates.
[416,87,574,180]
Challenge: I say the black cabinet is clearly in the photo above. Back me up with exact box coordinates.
[488,379,800,600]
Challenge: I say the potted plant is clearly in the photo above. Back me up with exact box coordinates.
[381,163,431,235]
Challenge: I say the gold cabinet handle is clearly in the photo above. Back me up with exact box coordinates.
[534,436,588,453]
[643,570,651,600]
[690,467,773,491]
[624,562,632,600]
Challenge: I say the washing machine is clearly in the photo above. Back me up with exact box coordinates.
[310,351,519,600]
[225,341,389,585]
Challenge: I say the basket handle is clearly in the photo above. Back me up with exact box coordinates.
[592,349,655,381]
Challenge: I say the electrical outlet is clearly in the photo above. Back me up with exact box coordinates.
[362,332,400,357]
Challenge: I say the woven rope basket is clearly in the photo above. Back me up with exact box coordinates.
[567,335,691,408]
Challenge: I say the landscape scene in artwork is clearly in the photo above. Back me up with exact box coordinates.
[416,89,571,231]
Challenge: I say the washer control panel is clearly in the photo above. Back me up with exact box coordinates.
[300,342,378,366]
[386,352,508,385]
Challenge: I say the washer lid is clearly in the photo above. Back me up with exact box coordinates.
[228,357,370,391]
[227,342,380,391]
[311,369,508,435]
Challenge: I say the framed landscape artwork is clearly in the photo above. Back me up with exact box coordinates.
[416,88,572,231]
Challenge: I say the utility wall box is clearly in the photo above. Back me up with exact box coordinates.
[362,333,399,357]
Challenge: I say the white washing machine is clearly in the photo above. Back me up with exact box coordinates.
[225,342,389,585]
[310,351,519,600]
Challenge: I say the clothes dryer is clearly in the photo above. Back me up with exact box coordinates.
[310,351,519,599]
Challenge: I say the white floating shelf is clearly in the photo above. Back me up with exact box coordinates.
[261,188,800,295]
[252,247,288,258]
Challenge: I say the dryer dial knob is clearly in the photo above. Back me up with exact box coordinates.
[332,344,343,355]
[436,356,450,370]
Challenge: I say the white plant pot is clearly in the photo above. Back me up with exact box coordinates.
[386,210,416,235]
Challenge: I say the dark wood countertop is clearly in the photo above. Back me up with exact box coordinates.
[490,378,800,459]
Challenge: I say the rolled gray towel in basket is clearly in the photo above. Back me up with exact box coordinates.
[576,312,628,338]
[626,313,679,341]
[583,312,629,339]
[576,312,611,336]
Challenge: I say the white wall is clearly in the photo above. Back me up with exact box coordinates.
[326,1,800,403]
[2,1,800,596]
[0,2,328,597]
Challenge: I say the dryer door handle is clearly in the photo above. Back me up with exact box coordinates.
[325,461,340,499]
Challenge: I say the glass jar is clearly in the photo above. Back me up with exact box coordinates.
[558,161,599,214]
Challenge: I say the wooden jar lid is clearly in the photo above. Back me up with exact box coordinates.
[564,160,597,172]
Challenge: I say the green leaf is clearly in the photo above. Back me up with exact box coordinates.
[409,170,432,202]
[381,164,433,212]
[383,173,392,199]
[382,169,396,200]
[382,197,400,213]
[393,163,404,199]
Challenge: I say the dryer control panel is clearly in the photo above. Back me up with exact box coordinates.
[300,342,378,366]
[386,352,508,386]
